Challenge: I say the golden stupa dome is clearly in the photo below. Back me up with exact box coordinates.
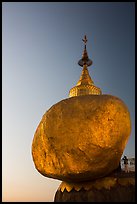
[69,35,101,97]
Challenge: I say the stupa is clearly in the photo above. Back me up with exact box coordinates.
[69,35,101,97]
[32,36,134,202]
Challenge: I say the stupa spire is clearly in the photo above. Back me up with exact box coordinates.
[78,35,93,67]
[69,35,102,97]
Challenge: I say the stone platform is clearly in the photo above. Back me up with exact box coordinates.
[54,171,135,202]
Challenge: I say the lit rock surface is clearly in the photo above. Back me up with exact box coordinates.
[32,95,131,182]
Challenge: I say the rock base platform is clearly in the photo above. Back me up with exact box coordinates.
[54,171,135,202]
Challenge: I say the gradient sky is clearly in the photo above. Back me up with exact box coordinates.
[2,2,135,202]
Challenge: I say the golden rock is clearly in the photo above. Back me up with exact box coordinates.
[32,94,131,182]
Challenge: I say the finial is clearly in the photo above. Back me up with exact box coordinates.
[82,35,88,45]
[78,35,92,67]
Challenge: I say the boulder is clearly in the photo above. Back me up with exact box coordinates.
[32,95,131,182]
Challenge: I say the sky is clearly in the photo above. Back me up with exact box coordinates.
[2,2,135,202]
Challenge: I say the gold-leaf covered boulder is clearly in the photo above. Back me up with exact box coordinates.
[32,95,131,182]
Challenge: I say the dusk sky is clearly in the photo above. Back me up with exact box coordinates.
[2,2,135,202]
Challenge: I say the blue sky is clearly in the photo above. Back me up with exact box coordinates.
[2,2,135,202]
